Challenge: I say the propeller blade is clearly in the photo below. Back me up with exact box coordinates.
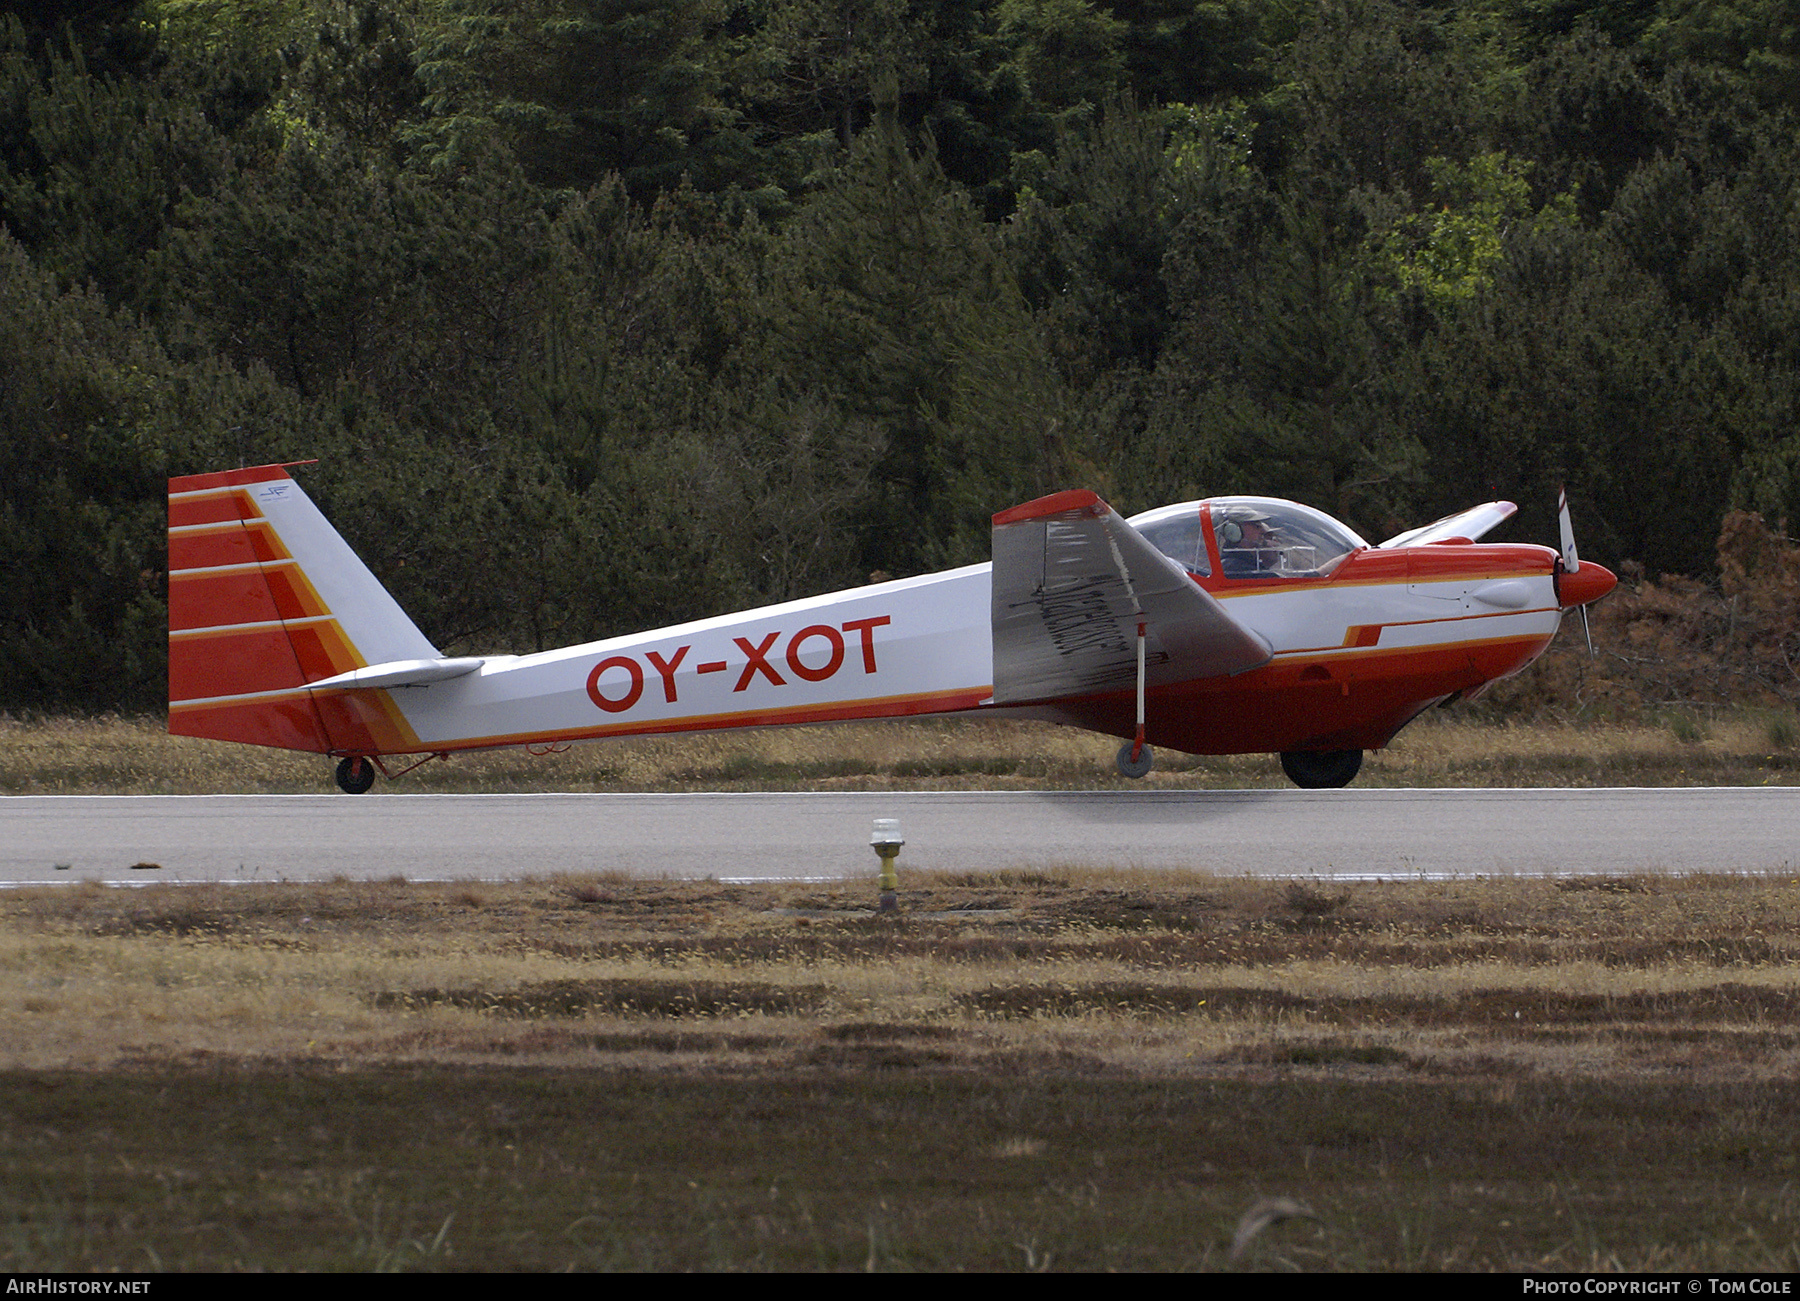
[1558,485,1579,571]
[1557,488,1604,659]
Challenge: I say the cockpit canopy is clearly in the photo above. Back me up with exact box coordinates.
[1128,497,1368,581]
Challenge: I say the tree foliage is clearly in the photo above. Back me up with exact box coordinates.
[7,0,1800,711]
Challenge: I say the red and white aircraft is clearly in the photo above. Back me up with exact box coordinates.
[167,464,1616,791]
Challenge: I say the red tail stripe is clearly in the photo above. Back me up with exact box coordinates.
[169,492,260,528]
[169,627,310,701]
[169,696,332,753]
[168,566,314,631]
[168,522,289,571]
[170,620,362,703]
[284,622,362,682]
[312,691,420,754]
[262,567,328,623]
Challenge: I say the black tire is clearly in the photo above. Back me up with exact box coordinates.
[1115,741,1154,779]
[335,755,376,794]
[1279,748,1363,789]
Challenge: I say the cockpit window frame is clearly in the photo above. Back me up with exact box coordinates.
[1127,502,1212,578]
[1209,496,1367,581]
[1128,497,1367,584]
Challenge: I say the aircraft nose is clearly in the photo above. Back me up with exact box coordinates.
[1557,559,1617,609]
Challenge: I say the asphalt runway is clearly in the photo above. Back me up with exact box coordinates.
[2,788,1795,886]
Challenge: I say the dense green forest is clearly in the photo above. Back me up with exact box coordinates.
[4,0,1800,712]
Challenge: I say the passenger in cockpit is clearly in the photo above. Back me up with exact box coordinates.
[1219,512,1281,577]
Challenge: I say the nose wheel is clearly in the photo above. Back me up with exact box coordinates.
[335,755,377,794]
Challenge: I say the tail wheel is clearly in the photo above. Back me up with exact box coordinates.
[1115,742,1154,779]
[1279,749,1363,789]
[335,755,377,794]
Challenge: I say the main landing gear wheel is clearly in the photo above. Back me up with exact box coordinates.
[1116,742,1155,779]
[1279,749,1363,789]
[335,755,377,794]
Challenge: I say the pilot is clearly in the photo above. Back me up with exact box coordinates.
[1219,512,1281,577]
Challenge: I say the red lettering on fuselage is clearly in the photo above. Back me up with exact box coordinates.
[841,616,890,673]
[786,625,845,682]
[586,656,644,713]
[587,617,892,714]
[733,632,785,692]
[644,646,688,702]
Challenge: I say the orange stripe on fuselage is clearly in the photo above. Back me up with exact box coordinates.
[174,680,983,758]
[337,685,995,757]
[1294,605,1558,656]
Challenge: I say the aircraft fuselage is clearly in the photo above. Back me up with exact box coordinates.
[259,543,1562,760]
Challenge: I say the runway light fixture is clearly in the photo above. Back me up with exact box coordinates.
[871,818,903,913]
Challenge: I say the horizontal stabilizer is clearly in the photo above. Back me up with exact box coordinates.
[307,657,487,691]
[991,491,1270,705]
[1380,501,1517,548]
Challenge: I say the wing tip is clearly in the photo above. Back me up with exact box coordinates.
[992,489,1109,528]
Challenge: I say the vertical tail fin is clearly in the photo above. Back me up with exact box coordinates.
[167,464,438,753]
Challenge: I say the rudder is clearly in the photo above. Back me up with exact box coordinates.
[167,464,437,754]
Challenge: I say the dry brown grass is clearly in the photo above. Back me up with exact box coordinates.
[5,708,1799,794]
[7,871,1800,1270]
[5,870,1798,1079]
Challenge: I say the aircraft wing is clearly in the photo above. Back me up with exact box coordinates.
[1379,501,1517,548]
[991,491,1271,705]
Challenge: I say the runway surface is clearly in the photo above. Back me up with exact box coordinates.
[2,788,1795,885]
